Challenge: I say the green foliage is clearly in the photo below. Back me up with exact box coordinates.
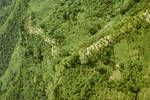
[1,0,150,100]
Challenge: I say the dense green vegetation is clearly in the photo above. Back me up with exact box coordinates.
[0,0,150,99]
[0,0,28,76]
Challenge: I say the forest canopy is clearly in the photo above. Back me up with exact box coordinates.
[0,0,150,100]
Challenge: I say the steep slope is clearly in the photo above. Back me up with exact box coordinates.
[0,0,28,76]
[0,0,150,100]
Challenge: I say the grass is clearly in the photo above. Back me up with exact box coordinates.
[0,0,150,99]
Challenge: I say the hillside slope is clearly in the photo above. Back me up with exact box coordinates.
[0,0,150,100]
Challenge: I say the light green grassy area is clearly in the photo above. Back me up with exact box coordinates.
[0,0,150,99]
